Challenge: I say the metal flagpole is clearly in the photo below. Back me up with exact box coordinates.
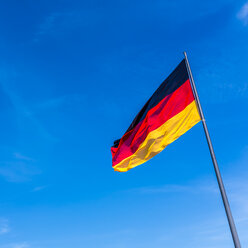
[183,52,241,248]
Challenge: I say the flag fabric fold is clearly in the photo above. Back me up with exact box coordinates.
[111,59,201,172]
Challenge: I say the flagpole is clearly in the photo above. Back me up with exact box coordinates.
[183,52,241,248]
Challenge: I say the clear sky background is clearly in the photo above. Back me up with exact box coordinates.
[0,0,248,247]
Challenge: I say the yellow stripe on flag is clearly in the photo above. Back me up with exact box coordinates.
[113,101,201,172]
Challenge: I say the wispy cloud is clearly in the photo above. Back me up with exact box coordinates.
[33,9,105,43]
[129,180,219,195]
[32,185,47,192]
[196,55,248,104]
[0,161,40,183]
[33,11,94,42]
[31,93,83,112]
[13,153,34,162]
[0,153,40,183]
[12,243,29,248]
[2,242,30,248]
[0,68,57,143]
[33,12,66,42]
[131,184,193,194]
[0,219,10,235]
[237,2,248,25]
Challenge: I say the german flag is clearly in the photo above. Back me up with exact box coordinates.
[111,59,201,172]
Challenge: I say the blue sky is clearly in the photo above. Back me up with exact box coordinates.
[0,0,248,247]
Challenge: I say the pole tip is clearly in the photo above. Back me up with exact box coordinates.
[183,51,188,60]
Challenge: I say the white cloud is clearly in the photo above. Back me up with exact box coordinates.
[0,69,58,143]
[0,153,40,183]
[1,243,30,248]
[33,11,80,42]
[128,179,219,195]
[32,185,47,192]
[33,9,104,43]
[0,219,10,235]
[13,153,34,162]
[237,2,248,25]
[12,243,29,248]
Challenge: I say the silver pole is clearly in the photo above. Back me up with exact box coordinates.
[183,52,241,248]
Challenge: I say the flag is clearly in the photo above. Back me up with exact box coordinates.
[111,59,201,172]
